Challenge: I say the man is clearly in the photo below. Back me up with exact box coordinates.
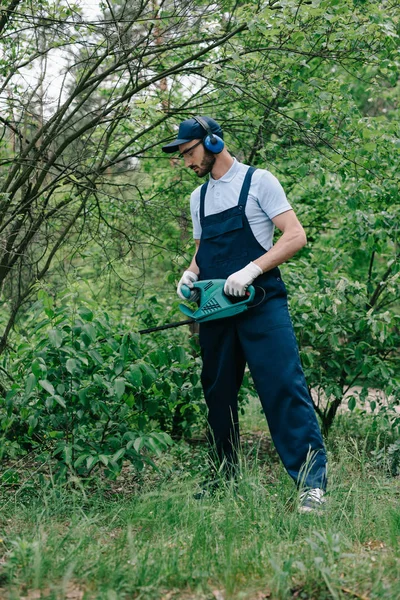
[162,116,327,513]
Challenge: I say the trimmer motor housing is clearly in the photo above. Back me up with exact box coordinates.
[180,279,255,323]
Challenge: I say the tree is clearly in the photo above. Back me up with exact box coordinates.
[0,0,249,352]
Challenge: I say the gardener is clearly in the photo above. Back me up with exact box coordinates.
[162,116,327,512]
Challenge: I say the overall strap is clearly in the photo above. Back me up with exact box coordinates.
[238,167,256,207]
[199,181,209,222]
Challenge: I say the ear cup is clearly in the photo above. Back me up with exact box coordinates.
[203,134,224,154]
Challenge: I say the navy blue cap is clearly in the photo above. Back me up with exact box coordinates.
[162,116,223,153]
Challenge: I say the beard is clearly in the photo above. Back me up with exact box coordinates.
[193,149,216,177]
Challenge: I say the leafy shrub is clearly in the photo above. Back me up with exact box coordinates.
[0,290,205,478]
[371,439,400,477]
[287,258,400,436]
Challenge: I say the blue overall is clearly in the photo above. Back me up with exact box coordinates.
[195,167,327,490]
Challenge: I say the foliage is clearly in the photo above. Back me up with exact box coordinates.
[288,251,400,435]
[1,407,400,599]
[0,0,249,351]
[0,0,399,438]
[0,288,208,478]
[133,0,400,433]
[186,0,399,435]
[331,409,400,477]
[371,439,400,477]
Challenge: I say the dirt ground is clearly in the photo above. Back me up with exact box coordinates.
[311,386,400,415]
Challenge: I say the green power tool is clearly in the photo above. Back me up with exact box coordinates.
[139,279,255,334]
[179,279,255,322]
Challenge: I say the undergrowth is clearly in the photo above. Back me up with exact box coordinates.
[0,403,399,600]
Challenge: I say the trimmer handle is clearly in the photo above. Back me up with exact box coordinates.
[179,279,255,322]
[181,281,255,301]
[181,284,193,299]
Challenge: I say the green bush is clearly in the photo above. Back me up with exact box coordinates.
[0,290,206,479]
[287,257,400,436]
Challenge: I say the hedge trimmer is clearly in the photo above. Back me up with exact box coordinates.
[139,279,256,334]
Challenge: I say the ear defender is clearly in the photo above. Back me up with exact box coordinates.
[204,133,224,154]
[193,116,225,154]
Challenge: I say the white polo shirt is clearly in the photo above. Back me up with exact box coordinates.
[190,159,292,251]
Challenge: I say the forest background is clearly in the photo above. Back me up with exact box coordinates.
[0,1,399,599]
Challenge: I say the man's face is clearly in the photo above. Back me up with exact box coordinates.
[178,139,216,177]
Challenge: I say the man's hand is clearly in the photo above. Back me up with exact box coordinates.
[177,270,200,301]
[224,262,263,297]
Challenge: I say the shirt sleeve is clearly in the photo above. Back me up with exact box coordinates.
[255,170,292,219]
[190,187,202,239]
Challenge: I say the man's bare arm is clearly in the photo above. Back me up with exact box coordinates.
[253,210,307,273]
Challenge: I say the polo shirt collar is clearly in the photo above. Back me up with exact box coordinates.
[209,158,240,184]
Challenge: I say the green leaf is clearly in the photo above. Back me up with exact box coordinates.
[72,324,82,336]
[78,307,93,321]
[74,454,89,468]
[114,358,124,376]
[119,335,129,360]
[363,142,376,152]
[80,332,92,347]
[149,350,160,366]
[45,396,54,409]
[152,431,173,447]
[127,364,142,388]
[125,393,135,408]
[86,455,98,470]
[53,443,65,457]
[28,415,38,434]
[145,437,161,455]
[172,371,183,386]
[17,342,30,353]
[78,388,88,403]
[129,333,141,357]
[348,396,356,411]
[32,359,47,378]
[171,346,187,364]
[330,152,342,164]
[133,437,144,452]
[82,323,96,342]
[66,358,78,374]
[190,373,198,386]
[88,350,104,365]
[39,379,55,395]
[99,454,109,466]
[139,362,156,389]
[38,289,54,317]
[25,373,37,397]
[1,469,20,485]
[48,328,63,348]
[93,374,106,387]
[54,395,66,408]
[112,448,125,462]
[114,378,125,399]
[130,332,140,345]
[64,445,72,465]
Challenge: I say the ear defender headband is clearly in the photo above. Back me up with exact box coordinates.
[193,116,225,154]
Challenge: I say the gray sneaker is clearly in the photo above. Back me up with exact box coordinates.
[298,488,326,514]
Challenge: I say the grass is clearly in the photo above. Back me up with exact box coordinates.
[0,399,399,600]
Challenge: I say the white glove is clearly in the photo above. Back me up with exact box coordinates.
[224,262,263,297]
[177,270,200,301]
